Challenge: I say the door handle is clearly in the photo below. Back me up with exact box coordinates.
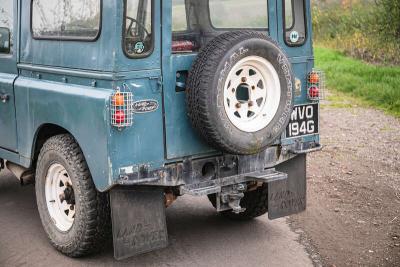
[0,94,10,103]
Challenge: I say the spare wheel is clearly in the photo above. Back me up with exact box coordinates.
[186,31,295,155]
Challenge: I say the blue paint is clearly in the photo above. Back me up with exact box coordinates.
[0,0,318,191]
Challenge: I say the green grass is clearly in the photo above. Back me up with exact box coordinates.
[315,47,400,117]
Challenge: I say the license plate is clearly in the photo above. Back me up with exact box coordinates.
[286,103,319,138]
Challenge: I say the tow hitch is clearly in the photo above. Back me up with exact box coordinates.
[181,154,307,219]
[220,183,247,214]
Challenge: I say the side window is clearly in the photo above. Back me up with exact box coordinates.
[172,0,187,32]
[124,0,153,58]
[0,1,13,54]
[209,0,268,29]
[284,0,306,46]
[31,0,101,40]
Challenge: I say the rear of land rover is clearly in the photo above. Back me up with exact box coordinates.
[7,0,323,260]
[111,0,322,211]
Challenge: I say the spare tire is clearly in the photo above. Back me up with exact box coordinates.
[186,31,294,155]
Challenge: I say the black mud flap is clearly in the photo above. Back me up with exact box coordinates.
[268,154,307,219]
[110,187,168,260]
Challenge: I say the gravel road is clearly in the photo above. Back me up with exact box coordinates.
[291,102,400,267]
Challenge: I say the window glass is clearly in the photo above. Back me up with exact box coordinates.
[209,0,268,29]
[124,0,152,57]
[31,0,101,40]
[0,1,13,53]
[172,0,187,32]
[285,0,294,30]
[284,0,306,45]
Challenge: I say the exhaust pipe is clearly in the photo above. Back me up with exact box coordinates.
[5,161,35,185]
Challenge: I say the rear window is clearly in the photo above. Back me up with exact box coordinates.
[284,0,306,46]
[123,0,153,58]
[0,0,13,53]
[209,0,268,29]
[172,0,187,32]
[31,0,101,40]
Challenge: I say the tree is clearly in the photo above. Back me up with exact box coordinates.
[375,0,400,40]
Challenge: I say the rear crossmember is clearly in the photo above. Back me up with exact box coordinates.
[180,169,287,214]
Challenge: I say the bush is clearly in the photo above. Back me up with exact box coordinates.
[312,0,400,65]
[375,0,400,41]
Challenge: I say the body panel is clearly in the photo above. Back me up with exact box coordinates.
[14,77,112,190]
[0,0,18,152]
[0,73,18,151]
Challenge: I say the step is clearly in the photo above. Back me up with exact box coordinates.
[180,169,287,196]
[180,183,221,196]
[245,169,288,183]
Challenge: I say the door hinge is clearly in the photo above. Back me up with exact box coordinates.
[0,94,10,103]
[149,76,163,93]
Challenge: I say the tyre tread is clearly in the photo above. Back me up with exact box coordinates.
[187,31,284,154]
[36,134,111,257]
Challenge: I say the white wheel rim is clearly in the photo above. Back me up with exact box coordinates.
[45,163,75,232]
[223,56,281,132]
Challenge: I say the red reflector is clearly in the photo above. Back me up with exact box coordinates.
[309,87,319,98]
[172,40,195,52]
[114,110,126,124]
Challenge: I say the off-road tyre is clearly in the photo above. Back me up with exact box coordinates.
[35,134,111,257]
[187,31,294,155]
[208,183,269,220]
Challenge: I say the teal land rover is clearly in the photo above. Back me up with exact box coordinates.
[0,0,323,260]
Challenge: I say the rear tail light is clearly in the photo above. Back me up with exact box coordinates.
[113,92,125,107]
[111,85,133,129]
[308,86,320,98]
[307,69,325,101]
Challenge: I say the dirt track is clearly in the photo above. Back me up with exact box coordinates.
[291,101,400,267]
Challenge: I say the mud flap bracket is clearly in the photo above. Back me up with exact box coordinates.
[110,187,168,260]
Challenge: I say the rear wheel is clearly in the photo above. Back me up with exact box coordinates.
[35,134,110,257]
[208,183,269,220]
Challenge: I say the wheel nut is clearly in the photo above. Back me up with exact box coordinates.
[232,88,236,93]
[236,103,241,109]
[241,77,247,83]
[248,101,254,107]
[252,86,256,90]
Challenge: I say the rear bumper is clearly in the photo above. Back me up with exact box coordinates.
[115,141,320,188]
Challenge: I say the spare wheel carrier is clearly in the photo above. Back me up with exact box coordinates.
[186,31,295,155]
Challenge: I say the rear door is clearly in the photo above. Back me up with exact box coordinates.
[161,1,214,160]
[0,0,18,152]
[162,0,272,160]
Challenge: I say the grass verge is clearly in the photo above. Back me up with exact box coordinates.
[315,47,400,118]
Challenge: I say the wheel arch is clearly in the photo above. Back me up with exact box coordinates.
[30,123,110,192]
[32,123,70,168]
